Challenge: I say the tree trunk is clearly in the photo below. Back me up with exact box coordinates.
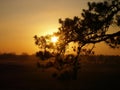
[72,46,81,80]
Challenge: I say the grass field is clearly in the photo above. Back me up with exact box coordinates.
[0,55,120,90]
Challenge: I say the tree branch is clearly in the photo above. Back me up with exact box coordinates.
[86,31,120,43]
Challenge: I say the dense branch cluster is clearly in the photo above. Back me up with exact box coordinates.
[34,0,120,80]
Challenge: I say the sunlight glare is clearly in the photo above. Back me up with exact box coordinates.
[51,36,58,43]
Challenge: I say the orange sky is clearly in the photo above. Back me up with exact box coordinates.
[0,0,120,55]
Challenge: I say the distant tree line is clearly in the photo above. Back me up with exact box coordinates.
[0,53,29,60]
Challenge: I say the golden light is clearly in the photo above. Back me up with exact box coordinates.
[51,36,58,43]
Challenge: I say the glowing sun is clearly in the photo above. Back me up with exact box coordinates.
[51,36,58,43]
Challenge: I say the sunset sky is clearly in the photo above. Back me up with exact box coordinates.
[0,0,120,55]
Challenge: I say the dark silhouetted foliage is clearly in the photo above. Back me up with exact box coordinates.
[34,0,120,80]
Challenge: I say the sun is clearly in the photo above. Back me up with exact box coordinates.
[51,36,58,43]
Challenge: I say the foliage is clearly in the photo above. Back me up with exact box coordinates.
[34,0,120,80]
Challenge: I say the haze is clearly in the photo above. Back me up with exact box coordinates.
[0,0,120,55]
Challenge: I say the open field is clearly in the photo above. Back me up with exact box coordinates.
[0,55,120,90]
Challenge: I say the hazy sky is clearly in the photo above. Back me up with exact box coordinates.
[0,0,120,55]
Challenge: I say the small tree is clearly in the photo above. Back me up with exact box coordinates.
[34,0,120,80]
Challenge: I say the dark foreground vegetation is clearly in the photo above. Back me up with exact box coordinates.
[0,53,120,90]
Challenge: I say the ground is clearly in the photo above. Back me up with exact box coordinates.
[0,55,120,90]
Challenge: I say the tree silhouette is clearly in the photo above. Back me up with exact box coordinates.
[34,0,120,80]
